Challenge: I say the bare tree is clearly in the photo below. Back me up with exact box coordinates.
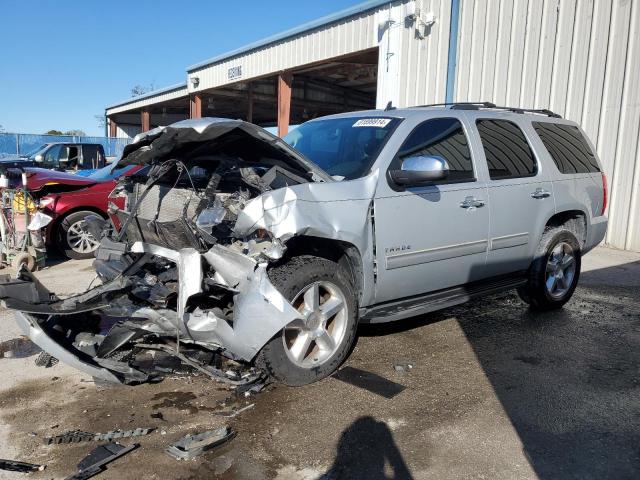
[95,115,106,130]
[131,83,155,97]
[0,124,5,133]
[65,129,87,136]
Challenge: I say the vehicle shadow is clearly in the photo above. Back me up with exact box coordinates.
[320,416,414,480]
[359,257,640,479]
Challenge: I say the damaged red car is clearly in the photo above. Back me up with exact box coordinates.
[4,164,141,259]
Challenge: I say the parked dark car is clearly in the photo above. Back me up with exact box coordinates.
[0,143,108,174]
[5,163,140,259]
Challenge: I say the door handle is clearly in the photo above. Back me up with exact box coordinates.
[460,196,486,209]
[531,188,551,199]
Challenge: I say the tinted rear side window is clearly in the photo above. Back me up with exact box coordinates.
[533,122,600,173]
[398,118,474,183]
[476,119,537,180]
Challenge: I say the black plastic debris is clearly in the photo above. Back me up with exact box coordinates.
[45,427,154,445]
[165,427,235,460]
[65,442,138,480]
[35,351,59,368]
[0,459,45,473]
[151,411,165,421]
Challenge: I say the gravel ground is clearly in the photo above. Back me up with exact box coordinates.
[0,247,638,479]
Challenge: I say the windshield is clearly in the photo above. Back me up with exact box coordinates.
[25,144,50,159]
[87,163,136,181]
[284,117,400,180]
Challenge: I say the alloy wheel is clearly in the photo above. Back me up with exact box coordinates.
[67,219,100,254]
[282,281,348,368]
[545,242,576,299]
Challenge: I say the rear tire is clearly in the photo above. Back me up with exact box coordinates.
[256,255,358,386]
[517,228,581,311]
[56,211,101,260]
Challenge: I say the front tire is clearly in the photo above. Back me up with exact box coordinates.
[518,228,581,311]
[56,211,101,260]
[257,255,358,386]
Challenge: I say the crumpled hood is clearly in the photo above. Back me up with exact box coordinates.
[116,118,332,183]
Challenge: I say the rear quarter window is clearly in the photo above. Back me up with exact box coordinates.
[476,119,537,180]
[533,122,600,174]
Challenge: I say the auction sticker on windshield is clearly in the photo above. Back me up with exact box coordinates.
[353,118,392,128]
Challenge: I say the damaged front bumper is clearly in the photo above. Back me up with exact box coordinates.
[0,241,303,384]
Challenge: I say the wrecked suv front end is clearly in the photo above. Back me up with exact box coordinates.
[0,118,376,386]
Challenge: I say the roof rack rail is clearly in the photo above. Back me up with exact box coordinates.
[416,102,562,118]
[417,102,497,109]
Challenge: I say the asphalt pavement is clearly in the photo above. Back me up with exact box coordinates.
[0,246,638,479]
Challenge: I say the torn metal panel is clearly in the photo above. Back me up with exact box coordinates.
[14,312,122,384]
[203,244,256,290]
[189,265,304,361]
[234,172,380,305]
[130,242,202,324]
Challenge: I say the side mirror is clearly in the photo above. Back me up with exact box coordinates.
[34,154,44,163]
[389,155,449,186]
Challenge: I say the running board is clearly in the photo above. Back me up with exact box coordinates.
[359,273,527,323]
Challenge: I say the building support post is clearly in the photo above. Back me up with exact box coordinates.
[141,109,150,133]
[277,72,293,137]
[190,93,202,119]
[247,83,254,123]
[445,0,462,103]
[108,118,117,138]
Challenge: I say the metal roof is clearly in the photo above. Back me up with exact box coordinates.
[105,82,188,110]
[187,0,394,72]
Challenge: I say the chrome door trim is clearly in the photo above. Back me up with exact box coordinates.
[385,239,488,270]
[490,232,530,251]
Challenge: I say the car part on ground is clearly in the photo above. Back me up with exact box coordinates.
[65,442,138,480]
[44,427,155,446]
[215,403,255,418]
[35,351,59,367]
[0,458,46,473]
[165,426,235,460]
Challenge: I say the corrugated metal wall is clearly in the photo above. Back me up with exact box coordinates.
[188,12,379,92]
[453,0,640,251]
[399,0,452,106]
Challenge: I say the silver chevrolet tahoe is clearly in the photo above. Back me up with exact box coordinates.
[0,104,608,386]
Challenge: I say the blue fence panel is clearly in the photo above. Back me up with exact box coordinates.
[0,133,132,160]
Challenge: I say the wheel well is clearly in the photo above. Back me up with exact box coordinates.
[280,236,364,302]
[545,210,587,247]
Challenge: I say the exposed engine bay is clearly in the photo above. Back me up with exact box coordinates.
[0,119,340,385]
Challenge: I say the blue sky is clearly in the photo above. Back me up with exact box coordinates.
[0,0,366,136]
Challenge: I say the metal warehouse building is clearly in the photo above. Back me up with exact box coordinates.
[105,0,640,252]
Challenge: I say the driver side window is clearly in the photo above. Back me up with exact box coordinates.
[43,144,62,168]
[398,118,475,183]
